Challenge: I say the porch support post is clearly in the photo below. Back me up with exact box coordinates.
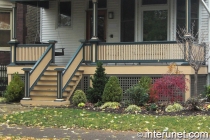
[54,68,65,102]
[186,0,191,32]
[12,3,17,39]
[22,68,32,100]
[90,0,99,41]
[48,40,57,64]
[8,40,19,65]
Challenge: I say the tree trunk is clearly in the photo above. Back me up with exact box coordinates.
[194,70,198,97]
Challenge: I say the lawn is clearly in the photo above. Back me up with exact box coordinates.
[0,108,210,133]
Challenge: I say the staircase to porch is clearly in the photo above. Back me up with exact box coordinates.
[22,65,84,106]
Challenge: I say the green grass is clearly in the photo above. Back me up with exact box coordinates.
[1,108,210,132]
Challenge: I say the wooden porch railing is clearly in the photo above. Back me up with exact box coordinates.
[16,44,49,64]
[93,41,185,63]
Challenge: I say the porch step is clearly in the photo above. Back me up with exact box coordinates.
[20,100,70,107]
[23,67,84,106]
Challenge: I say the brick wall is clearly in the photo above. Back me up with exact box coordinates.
[25,5,40,44]
[16,3,27,44]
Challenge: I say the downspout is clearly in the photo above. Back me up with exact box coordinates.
[12,2,17,40]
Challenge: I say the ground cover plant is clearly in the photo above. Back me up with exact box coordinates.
[1,108,210,133]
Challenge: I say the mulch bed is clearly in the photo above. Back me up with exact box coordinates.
[70,104,210,116]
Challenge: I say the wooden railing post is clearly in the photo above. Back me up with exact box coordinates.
[8,39,19,65]
[48,40,57,63]
[89,40,99,63]
[22,68,32,100]
[55,68,65,102]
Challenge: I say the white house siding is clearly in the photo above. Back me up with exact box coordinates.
[106,0,120,42]
[199,0,209,42]
[41,0,86,65]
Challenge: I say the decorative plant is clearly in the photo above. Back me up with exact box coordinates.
[125,85,149,106]
[138,76,152,93]
[4,72,24,102]
[72,90,87,106]
[152,74,188,102]
[86,61,108,103]
[203,85,210,102]
[186,95,204,110]
[100,102,121,109]
[102,76,122,103]
[165,103,183,112]
[125,105,141,113]
[78,102,85,108]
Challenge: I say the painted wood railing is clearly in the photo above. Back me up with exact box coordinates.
[16,44,49,64]
[54,43,85,101]
[21,41,57,99]
[94,41,185,63]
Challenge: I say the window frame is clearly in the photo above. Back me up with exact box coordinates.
[57,0,72,28]
[0,10,12,50]
[138,0,169,41]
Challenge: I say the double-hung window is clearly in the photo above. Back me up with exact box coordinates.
[58,0,71,27]
[0,11,11,48]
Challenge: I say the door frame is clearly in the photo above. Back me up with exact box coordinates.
[86,10,107,41]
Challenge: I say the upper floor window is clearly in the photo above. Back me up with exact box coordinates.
[142,0,167,5]
[177,0,199,36]
[58,0,71,27]
[0,12,11,47]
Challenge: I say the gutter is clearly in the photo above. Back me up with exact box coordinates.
[201,0,210,15]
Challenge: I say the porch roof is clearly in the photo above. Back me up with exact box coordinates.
[10,0,53,9]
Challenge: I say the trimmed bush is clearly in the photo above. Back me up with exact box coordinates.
[72,90,87,106]
[165,103,183,112]
[102,76,122,102]
[86,61,108,103]
[125,105,141,113]
[4,72,24,102]
[125,85,149,106]
[138,77,152,92]
[100,102,121,109]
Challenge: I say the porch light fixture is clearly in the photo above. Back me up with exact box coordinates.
[108,12,114,19]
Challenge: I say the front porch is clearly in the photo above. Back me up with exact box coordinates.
[7,40,208,106]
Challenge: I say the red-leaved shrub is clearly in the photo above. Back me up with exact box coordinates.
[151,74,188,102]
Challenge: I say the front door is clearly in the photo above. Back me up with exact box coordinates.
[86,10,107,42]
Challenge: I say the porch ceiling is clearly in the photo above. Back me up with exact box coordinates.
[10,0,54,9]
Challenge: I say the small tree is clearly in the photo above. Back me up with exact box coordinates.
[102,76,122,102]
[177,27,210,97]
[86,61,108,103]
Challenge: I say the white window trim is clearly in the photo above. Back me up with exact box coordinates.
[56,0,72,29]
[0,10,12,50]
[136,0,170,41]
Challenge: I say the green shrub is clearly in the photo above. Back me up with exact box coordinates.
[125,85,149,106]
[125,105,141,113]
[0,97,7,103]
[72,90,87,106]
[100,102,121,109]
[149,103,158,111]
[138,77,152,92]
[86,61,108,103]
[165,103,183,112]
[78,102,85,108]
[203,85,210,101]
[4,72,24,102]
[102,76,122,102]
[186,96,203,110]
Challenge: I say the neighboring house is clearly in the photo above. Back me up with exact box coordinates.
[6,0,210,106]
[0,0,40,94]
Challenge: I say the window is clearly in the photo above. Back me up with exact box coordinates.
[121,0,135,42]
[142,0,167,5]
[177,0,199,36]
[0,12,11,47]
[58,0,71,27]
[143,10,167,41]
